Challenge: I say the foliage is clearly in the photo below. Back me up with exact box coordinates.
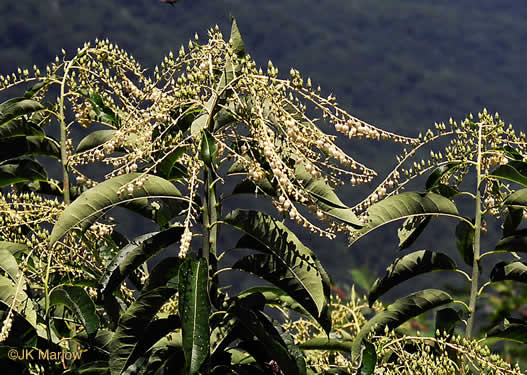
[0,18,412,374]
[286,291,522,374]
[0,13,526,375]
[348,108,527,369]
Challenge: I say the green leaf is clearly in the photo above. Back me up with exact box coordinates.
[237,287,310,317]
[100,228,184,296]
[49,173,181,245]
[109,281,179,375]
[397,216,431,249]
[0,98,44,126]
[225,210,331,332]
[0,246,22,284]
[200,129,217,166]
[455,220,474,266]
[142,334,184,375]
[229,17,246,58]
[76,130,116,153]
[121,197,186,228]
[499,146,524,161]
[231,178,276,197]
[157,147,188,180]
[358,341,376,375]
[233,253,329,329]
[489,163,527,187]
[124,316,182,373]
[350,267,376,293]
[351,192,461,245]
[0,118,44,138]
[352,289,452,356]
[431,183,460,199]
[425,162,461,190]
[190,97,216,137]
[0,300,38,347]
[0,275,37,326]
[24,81,48,99]
[213,107,237,131]
[0,241,27,257]
[231,304,303,375]
[495,230,527,254]
[490,261,527,283]
[0,135,60,160]
[48,285,99,336]
[368,250,456,306]
[179,257,210,375]
[85,92,119,126]
[505,188,527,207]
[503,207,523,237]
[0,159,47,187]
[487,322,527,343]
[435,308,461,337]
[294,163,361,227]
[142,257,183,293]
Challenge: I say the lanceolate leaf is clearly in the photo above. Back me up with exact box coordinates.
[100,228,184,296]
[490,261,527,283]
[230,17,246,58]
[495,229,527,253]
[232,178,276,197]
[109,282,179,375]
[0,241,27,257]
[0,159,47,187]
[76,129,116,153]
[490,163,527,187]
[425,162,461,190]
[294,163,361,227]
[179,257,210,375]
[49,174,182,245]
[0,247,22,284]
[0,301,38,347]
[200,129,217,166]
[352,289,452,356]
[237,287,310,317]
[505,188,527,207]
[0,118,44,138]
[455,220,474,266]
[351,192,462,245]
[157,147,187,180]
[0,98,44,126]
[0,135,60,160]
[231,304,303,375]
[233,253,326,326]
[358,341,376,375]
[142,334,184,375]
[121,197,186,228]
[48,285,99,336]
[398,216,431,249]
[124,316,182,373]
[435,308,461,337]
[24,81,49,99]
[0,275,37,326]
[368,250,456,306]
[487,322,527,344]
[225,210,330,331]
[503,207,524,237]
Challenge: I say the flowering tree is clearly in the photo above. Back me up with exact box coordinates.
[0,18,524,375]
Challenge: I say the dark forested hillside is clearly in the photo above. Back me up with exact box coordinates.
[1,0,526,288]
